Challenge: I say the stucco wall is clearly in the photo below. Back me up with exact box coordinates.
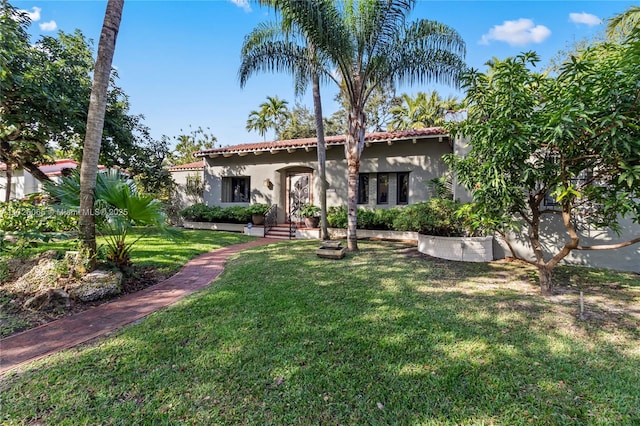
[202,137,452,222]
[494,215,640,273]
[170,169,204,209]
[0,169,40,200]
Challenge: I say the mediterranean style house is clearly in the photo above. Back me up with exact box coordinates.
[194,127,457,223]
[194,127,639,273]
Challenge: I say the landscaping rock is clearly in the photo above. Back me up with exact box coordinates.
[10,251,60,294]
[67,270,123,302]
[23,288,70,311]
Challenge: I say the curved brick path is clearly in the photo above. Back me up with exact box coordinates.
[0,238,277,375]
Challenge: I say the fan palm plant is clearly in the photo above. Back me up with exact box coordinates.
[45,169,173,269]
[255,0,466,250]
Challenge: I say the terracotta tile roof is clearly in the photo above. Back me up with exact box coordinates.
[168,160,204,171]
[194,127,447,157]
[1,159,112,176]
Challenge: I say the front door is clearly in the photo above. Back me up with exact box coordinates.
[287,173,311,223]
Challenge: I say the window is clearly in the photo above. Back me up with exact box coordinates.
[377,173,389,204]
[358,174,369,204]
[397,172,409,204]
[222,176,250,202]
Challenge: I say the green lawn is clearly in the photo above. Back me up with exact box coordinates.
[1,241,639,425]
[0,229,255,337]
[21,227,256,275]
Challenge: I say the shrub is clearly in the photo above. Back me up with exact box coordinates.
[393,199,465,236]
[327,206,348,228]
[0,201,77,233]
[300,203,321,218]
[179,203,211,222]
[179,204,252,224]
[246,203,269,216]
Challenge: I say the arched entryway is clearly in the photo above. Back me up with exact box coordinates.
[276,166,315,224]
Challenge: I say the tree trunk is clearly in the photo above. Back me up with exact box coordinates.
[4,166,11,202]
[79,0,124,260]
[311,70,329,241]
[538,264,554,295]
[344,100,366,252]
[346,158,359,251]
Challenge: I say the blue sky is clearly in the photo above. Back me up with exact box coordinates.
[13,0,637,148]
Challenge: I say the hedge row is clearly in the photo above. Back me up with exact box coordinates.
[328,198,474,237]
[179,203,268,224]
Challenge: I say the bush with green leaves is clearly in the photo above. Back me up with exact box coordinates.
[0,201,77,233]
[179,204,253,224]
[392,199,466,236]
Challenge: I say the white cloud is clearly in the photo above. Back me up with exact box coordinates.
[19,6,41,22]
[39,20,57,32]
[480,18,551,46]
[229,0,251,13]
[569,12,601,27]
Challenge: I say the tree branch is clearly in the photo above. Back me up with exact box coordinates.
[576,235,640,250]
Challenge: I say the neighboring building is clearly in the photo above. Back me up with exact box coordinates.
[168,160,205,210]
[0,159,89,200]
[0,159,117,201]
[194,128,453,223]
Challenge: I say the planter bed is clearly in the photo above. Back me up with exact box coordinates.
[418,234,493,262]
[183,221,245,233]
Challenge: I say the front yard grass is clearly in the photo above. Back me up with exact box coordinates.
[0,228,255,337]
[1,241,638,425]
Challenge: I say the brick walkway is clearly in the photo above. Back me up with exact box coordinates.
[0,238,277,375]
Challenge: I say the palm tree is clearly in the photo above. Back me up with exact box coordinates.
[79,0,124,262]
[389,91,462,130]
[239,18,331,239]
[260,0,466,250]
[262,95,290,135]
[246,109,270,141]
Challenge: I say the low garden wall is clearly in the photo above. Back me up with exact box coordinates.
[183,221,245,233]
[418,234,494,262]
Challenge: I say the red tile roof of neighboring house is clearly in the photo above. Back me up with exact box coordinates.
[194,127,447,157]
[168,160,204,171]
[0,159,111,176]
[37,159,79,176]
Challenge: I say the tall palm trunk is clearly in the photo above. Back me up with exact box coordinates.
[345,102,366,251]
[79,0,124,259]
[311,70,329,240]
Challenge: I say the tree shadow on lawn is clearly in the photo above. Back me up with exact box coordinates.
[2,241,638,425]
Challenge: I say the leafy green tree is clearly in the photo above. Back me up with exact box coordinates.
[277,104,316,139]
[446,41,640,294]
[1,4,93,183]
[607,5,640,40]
[332,82,400,132]
[79,0,124,261]
[1,2,144,191]
[168,125,216,165]
[389,90,462,131]
[262,0,466,250]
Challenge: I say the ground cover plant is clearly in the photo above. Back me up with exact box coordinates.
[0,229,253,338]
[1,241,638,424]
